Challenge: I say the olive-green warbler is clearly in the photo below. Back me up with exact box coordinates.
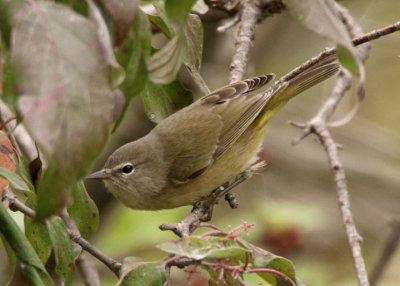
[87,56,339,210]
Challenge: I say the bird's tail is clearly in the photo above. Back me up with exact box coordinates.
[255,55,340,128]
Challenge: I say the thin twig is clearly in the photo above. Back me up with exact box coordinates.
[369,218,400,286]
[76,253,101,286]
[278,20,400,86]
[229,0,261,83]
[67,231,121,277]
[1,188,122,277]
[217,13,240,32]
[159,176,247,237]
[289,4,373,286]
[60,209,101,285]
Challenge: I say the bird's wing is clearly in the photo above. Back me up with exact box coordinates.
[202,74,275,159]
[159,74,275,182]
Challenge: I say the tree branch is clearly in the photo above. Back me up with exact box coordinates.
[229,0,261,83]
[59,209,101,286]
[289,4,375,286]
[1,187,122,277]
[159,176,247,237]
[278,20,400,86]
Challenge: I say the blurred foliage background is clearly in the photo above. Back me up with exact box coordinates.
[1,0,400,285]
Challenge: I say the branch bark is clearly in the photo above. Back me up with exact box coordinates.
[1,187,122,277]
[229,0,261,83]
[289,3,372,286]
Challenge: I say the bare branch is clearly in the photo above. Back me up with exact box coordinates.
[353,21,400,46]
[1,188,122,277]
[60,209,101,285]
[278,20,400,86]
[159,176,247,237]
[290,4,374,286]
[229,0,261,83]
[76,252,101,286]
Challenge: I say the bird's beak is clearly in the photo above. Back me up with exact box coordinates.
[86,169,111,180]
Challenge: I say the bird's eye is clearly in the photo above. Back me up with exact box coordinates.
[121,164,134,174]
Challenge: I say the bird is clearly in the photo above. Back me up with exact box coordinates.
[86,56,339,210]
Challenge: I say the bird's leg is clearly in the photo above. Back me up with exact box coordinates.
[159,174,249,237]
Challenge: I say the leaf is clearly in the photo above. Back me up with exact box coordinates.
[0,0,25,46]
[24,196,52,264]
[12,2,115,219]
[147,13,172,38]
[158,236,249,260]
[0,36,18,116]
[165,0,196,23]
[118,258,166,286]
[0,202,53,285]
[283,0,365,100]
[141,78,193,123]
[0,232,17,285]
[0,166,31,193]
[68,181,99,238]
[46,217,75,286]
[100,0,138,46]
[148,35,185,84]
[114,9,151,129]
[207,257,243,286]
[0,131,17,193]
[87,0,125,88]
[183,14,203,71]
[250,246,296,286]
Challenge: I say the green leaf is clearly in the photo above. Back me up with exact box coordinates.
[17,155,35,192]
[54,0,88,16]
[0,0,25,47]
[252,250,296,286]
[165,0,196,23]
[46,217,75,286]
[141,78,193,123]
[119,259,166,286]
[336,44,358,76]
[0,232,17,285]
[11,2,115,219]
[0,202,53,285]
[158,236,249,260]
[147,13,172,38]
[68,181,99,238]
[114,9,151,130]
[24,196,52,264]
[1,36,19,116]
[0,166,31,192]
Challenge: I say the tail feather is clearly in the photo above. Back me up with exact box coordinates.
[255,57,340,128]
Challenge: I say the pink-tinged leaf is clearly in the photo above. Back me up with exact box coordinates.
[12,2,114,219]
[86,0,125,88]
